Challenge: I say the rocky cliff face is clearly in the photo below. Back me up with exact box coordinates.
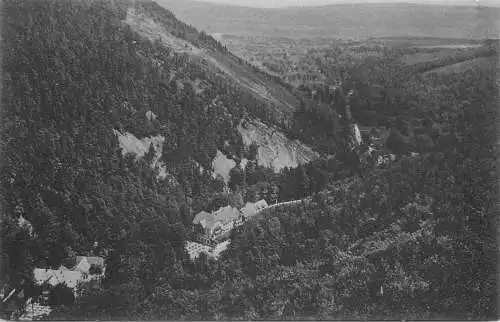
[237,119,319,172]
[332,85,362,152]
[114,124,317,185]
[346,123,362,151]
[113,3,322,183]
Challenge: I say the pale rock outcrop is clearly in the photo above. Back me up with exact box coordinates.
[113,130,177,184]
[145,110,157,122]
[211,150,236,184]
[237,119,319,172]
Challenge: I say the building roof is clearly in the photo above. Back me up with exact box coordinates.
[240,200,268,218]
[254,199,268,210]
[17,216,33,235]
[193,211,212,225]
[193,206,241,231]
[212,206,240,224]
[74,257,91,273]
[240,203,256,218]
[199,215,217,230]
[76,256,105,268]
[33,268,82,289]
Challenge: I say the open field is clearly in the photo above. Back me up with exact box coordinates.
[401,50,461,65]
[399,44,485,65]
[159,1,500,40]
[422,56,494,76]
[416,44,483,49]
[371,36,486,47]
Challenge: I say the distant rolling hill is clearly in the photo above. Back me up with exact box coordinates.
[157,0,500,39]
[422,56,496,76]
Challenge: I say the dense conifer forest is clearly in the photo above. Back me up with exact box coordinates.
[1,0,497,320]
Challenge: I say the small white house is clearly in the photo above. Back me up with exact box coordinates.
[33,268,83,296]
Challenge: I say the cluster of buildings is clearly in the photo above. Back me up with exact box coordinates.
[5,200,272,317]
[2,255,106,321]
[192,200,268,244]
[187,200,269,260]
[34,256,106,293]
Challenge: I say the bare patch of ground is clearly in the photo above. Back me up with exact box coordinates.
[124,9,297,121]
[212,149,236,183]
[113,129,172,181]
[125,9,203,55]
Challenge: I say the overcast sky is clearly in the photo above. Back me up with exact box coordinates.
[192,0,484,8]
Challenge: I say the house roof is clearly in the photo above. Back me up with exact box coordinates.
[193,211,212,225]
[199,215,217,230]
[194,206,241,231]
[17,216,33,235]
[76,256,104,268]
[240,203,256,217]
[74,257,91,273]
[212,206,240,224]
[33,268,82,289]
[254,199,268,209]
[240,200,268,218]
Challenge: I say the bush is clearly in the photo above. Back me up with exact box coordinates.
[386,128,413,154]
[48,283,75,307]
[89,264,103,275]
[415,134,435,153]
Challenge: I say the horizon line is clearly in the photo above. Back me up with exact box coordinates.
[168,0,498,9]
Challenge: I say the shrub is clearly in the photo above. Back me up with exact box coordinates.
[48,283,75,307]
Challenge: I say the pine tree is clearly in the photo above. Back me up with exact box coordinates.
[144,142,156,166]
[296,166,311,199]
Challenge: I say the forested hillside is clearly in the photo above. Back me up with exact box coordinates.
[51,40,496,320]
[127,0,300,124]
[0,0,294,299]
[1,0,497,320]
[221,62,498,320]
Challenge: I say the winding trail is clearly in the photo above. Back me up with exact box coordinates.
[265,199,305,210]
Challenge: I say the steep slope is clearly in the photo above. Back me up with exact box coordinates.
[3,0,497,320]
[1,0,320,319]
[121,0,321,178]
[127,1,299,123]
[1,0,317,291]
[123,3,318,182]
